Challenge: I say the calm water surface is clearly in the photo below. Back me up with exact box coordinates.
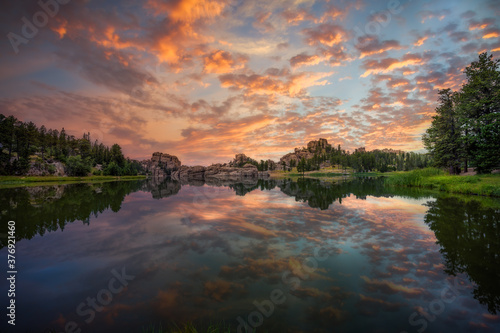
[0,178,499,333]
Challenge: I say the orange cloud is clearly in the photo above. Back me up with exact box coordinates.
[282,8,315,25]
[93,26,141,51]
[303,24,349,47]
[414,36,428,46]
[356,36,405,59]
[146,0,225,22]
[290,53,322,67]
[219,70,332,97]
[418,9,450,23]
[468,18,495,30]
[51,20,68,39]
[361,54,425,77]
[387,78,410,88]
[203,50,248,73]
[482,29,500,39]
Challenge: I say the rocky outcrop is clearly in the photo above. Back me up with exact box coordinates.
[26,160,65,176]
[171,165,206,180]
[229,153,253,167]
[279,150,314,170]
[151,152,181,169]
[172,163,266,181]
[278,138,333,170]
[142,152,181,178]
[307,138,331,152]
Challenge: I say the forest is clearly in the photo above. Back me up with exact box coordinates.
[423,52,500,174]
[0,114,143,176]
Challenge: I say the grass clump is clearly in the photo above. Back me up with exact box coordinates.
[385,168,445,187]
[385,167,500,197]
[0,175,146,189]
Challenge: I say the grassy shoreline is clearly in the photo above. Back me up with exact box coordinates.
[384,168,500,197]
[270,167,500,197]
[0,175,147,189]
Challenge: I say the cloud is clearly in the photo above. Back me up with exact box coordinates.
[146,0,226,22]
[361,53,429,77]
[282,8,316,25]
[355,35,405,59]
[253,11,275,33]
[319,0,363,22]
[289,52,322,67]
[360,276,423,297]
[482,27,500,39]
[303,23,350,47]
[468,18,496,30]
[203,50,248,73]
[218,70,332,98]
[418,9,450,23]
[410,28,435,48]
[55,39,157,95]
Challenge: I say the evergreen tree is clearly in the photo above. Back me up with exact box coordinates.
[423,89,463,174]
[457,52,500,173]
[297,157,306,176]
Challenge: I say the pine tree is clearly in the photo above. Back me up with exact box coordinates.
[457,52,500,173]
[423,89,463,174]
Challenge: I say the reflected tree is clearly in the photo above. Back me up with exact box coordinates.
[424,196,500,314]
[0,180,145,248]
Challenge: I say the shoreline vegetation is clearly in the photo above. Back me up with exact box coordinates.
[0,175,146,188]
[384,168,500,197]
[3,167,499,198]
[271,166,500,197]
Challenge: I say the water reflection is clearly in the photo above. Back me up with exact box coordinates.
[0,178,499,332]
[424,196,500,314]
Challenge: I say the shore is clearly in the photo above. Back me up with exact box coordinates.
[2,168,500,198]
[383,168,500,197]
[0,175,147,189]
[269,167,500,197]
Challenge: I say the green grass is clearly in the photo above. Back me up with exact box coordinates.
[308,172,345,177]
[0,175,146,189]
[385,168,500,197]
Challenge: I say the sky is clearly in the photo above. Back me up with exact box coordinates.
[0,0,499,166]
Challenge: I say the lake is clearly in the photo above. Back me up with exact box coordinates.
[1,177,499,333]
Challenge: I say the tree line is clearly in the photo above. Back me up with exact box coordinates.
[423,52,500,174]
[288,144,431,174]
[0,114,143,176]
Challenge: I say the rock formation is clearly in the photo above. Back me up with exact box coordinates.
[142,152,181,178]
[170,153,272,181]
[307,138,331,152]
[171,163,266,181]
[278,138,333,170]
[229,153,253,167]
[171,165,206,180]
